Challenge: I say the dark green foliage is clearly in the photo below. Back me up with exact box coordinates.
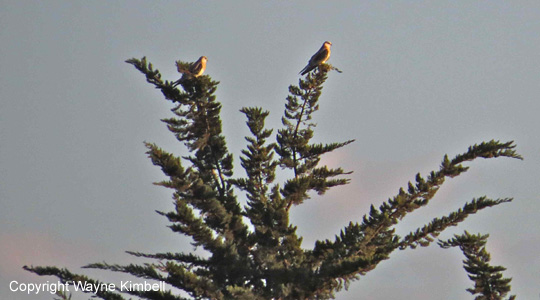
[276,65,354,210]
[400,197,513,249]
[24,57,521,300]
[439,232,516,300]
[23,266,127,300]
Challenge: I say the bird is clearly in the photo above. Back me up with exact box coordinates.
[189,56,207,77]
[173,56,207,87]
[299,41,332,75]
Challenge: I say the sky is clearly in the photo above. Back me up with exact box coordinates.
[1,1,539,299]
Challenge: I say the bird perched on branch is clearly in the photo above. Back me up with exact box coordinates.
[173,56,208,86]
[187,56,207,77]
[299,41,332,75]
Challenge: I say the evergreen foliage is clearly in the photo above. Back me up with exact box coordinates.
[24,57,522,299]
[439,232,516,300]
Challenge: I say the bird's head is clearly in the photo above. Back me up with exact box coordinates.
[324,41,332,47]
[201,56,208,62]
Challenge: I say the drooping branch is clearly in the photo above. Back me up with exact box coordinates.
[439,231,516,300]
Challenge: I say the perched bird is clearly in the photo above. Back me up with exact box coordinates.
[173,56,207,87]
[299,41,332,75]
[189,56,207,77]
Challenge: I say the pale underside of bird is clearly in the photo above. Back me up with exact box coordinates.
[299,41,332,75]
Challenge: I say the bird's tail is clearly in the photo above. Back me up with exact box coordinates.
[299,65,315,76]
[172,74,189,87]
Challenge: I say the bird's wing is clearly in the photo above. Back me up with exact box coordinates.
[309,46,330,65]
[189,59,203,74]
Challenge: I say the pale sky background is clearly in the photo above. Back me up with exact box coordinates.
[1,1,539,299]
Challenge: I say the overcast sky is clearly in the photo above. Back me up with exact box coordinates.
[1,1,540,299]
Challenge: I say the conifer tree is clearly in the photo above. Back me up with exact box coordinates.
[25,57,522,299]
